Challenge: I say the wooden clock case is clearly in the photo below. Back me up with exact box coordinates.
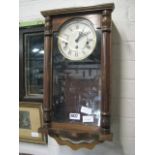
[40,3,115,148]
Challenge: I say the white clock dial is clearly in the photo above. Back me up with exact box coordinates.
[58,19,97,61]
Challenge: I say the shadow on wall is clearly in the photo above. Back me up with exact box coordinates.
[111,21,122,144]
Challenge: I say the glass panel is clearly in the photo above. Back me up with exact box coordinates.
[24,32,44,96]
[52,30,101,127]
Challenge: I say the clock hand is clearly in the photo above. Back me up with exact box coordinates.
[75,31,83,43]
[82,31,91,36]
[75,31,91,43]
[58,36,68,43]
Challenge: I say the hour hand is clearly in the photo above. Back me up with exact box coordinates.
[75,32,83,43]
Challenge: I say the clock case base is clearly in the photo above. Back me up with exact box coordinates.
[40,3,115,148]
[39,124,112,150]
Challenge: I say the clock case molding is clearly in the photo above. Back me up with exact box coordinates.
[40,3,115,146]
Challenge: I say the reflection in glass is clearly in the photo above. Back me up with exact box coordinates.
[19,111,31,129]
[24,32,44,96]
[52,31,101,127]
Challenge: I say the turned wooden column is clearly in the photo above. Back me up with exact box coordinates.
[101,9,113,133]
[43,16,53,128]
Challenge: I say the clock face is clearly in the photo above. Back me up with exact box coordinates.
[58,19,97,61]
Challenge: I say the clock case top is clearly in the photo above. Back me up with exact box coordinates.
[40,3,114,147]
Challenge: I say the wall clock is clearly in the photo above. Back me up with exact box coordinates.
[40,3,115,148]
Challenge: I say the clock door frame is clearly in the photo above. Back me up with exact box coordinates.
[19,25,44,101]
[40,3,114,144]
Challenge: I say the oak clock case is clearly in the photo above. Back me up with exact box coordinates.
[41,3,114,147]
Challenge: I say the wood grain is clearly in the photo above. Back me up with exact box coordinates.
[41,3,114,16]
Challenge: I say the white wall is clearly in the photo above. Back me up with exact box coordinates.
[19,0,135,155]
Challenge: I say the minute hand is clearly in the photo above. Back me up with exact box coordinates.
[75,31,90,42]
[58,36,68,43]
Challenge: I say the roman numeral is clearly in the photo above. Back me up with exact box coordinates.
[87,38,93,42]
[69,27,73,31]
[86,45,91,49]
[75,51,78,57]
[82,51,86,55]
[68,50,72,55]
[76,25,79,29]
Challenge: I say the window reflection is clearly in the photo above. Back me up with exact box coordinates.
[24,32,44,96]
[52,31,101,127]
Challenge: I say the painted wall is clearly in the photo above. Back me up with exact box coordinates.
[19,0,135,155]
